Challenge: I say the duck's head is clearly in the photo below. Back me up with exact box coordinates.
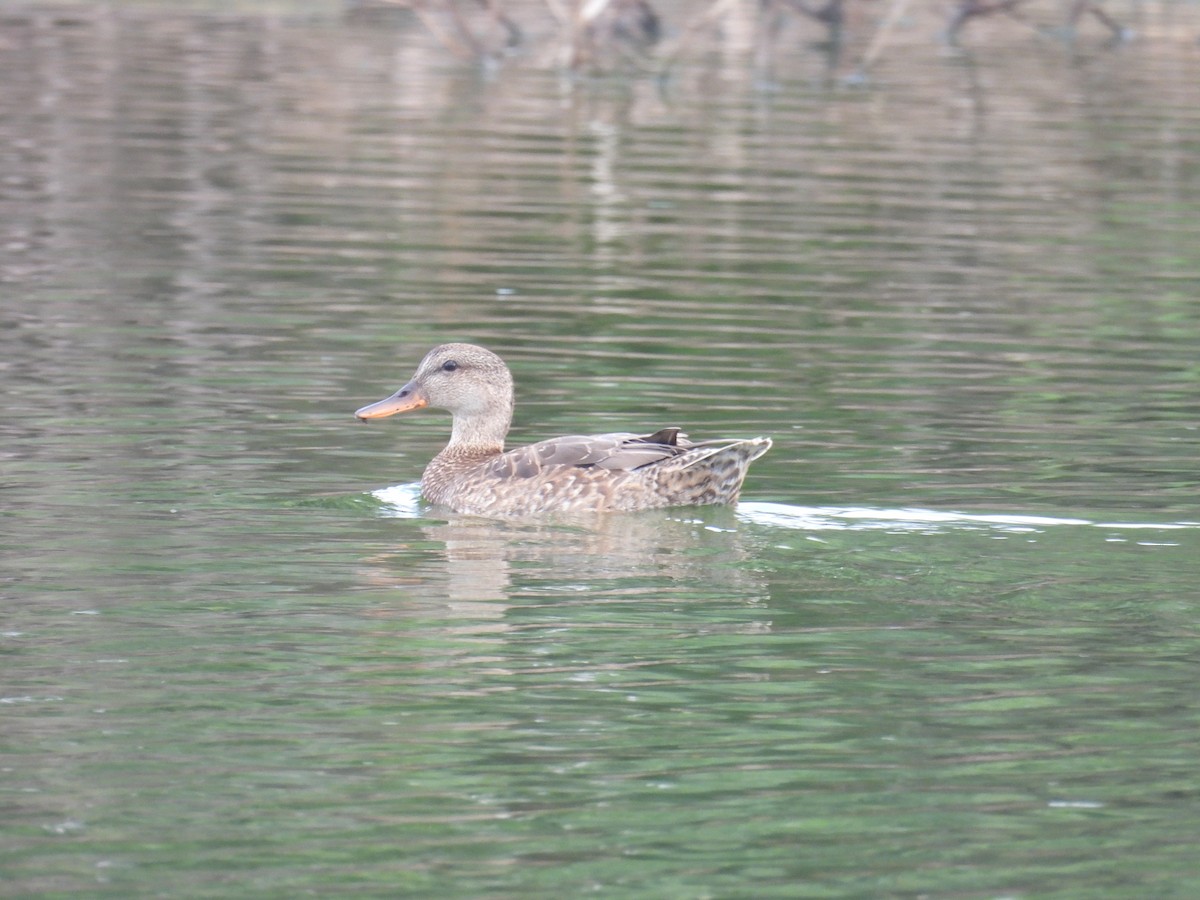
[355,343,515,446]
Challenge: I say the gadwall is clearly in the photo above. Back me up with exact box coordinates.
[355,343,771,517]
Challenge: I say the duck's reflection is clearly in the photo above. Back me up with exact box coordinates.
[357,503,770,622]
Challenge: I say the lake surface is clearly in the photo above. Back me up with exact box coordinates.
[4,1,1200,896]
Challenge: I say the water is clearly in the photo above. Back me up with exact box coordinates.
[4,1,1200,896]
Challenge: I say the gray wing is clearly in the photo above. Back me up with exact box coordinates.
[485,427,692,479]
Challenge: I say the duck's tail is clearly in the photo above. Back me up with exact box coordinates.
[652,437,772,506]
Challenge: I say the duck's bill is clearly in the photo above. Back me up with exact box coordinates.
[355,382,427,421]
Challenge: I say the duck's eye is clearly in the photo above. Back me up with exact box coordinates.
[441,360,459,372]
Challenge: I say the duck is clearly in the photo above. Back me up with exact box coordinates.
[354,343,771,517]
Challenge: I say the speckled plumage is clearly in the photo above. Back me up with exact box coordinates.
[355,343,771,517]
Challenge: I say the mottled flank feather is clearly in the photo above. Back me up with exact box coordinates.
[355,343,771,517]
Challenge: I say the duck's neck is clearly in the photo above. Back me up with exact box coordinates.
[445,407,510,458]
[422,410,509,506]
